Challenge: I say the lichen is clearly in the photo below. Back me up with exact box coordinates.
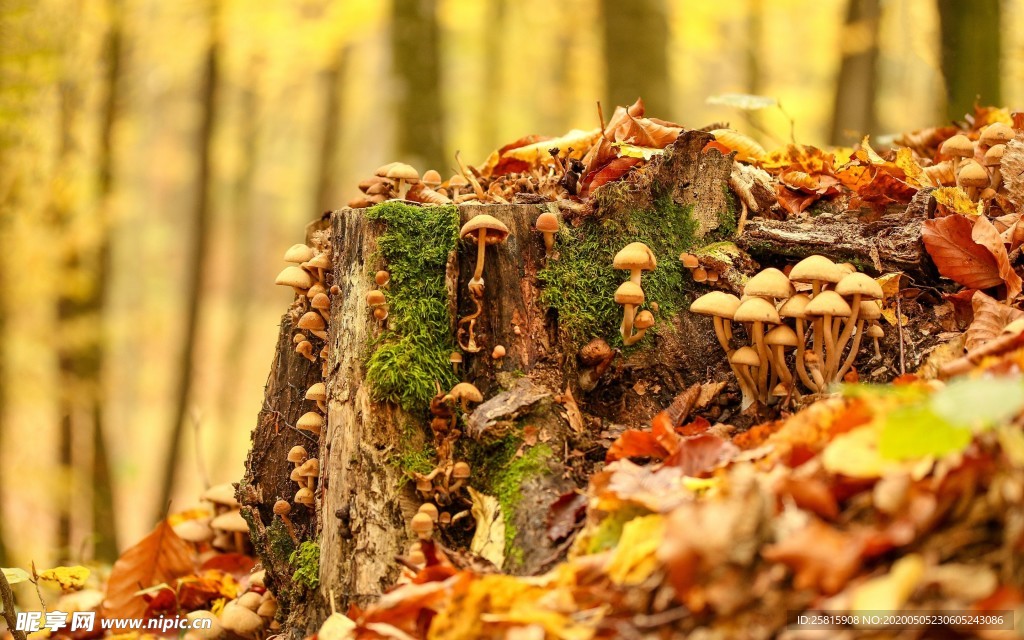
[364,202,460,414]
[289,540,321,591]
[537,197,698,345]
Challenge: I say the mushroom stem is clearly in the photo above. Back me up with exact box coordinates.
[837,319,866,381]
[873,334,881,360]
[543,231,554,254]
[629,268,642,286]
[821,313,836,385]
[397,179,410,200]
[711,317,732,355]
[751,322,769,402]
[473,229,489,282]
[233,531,247,554]
[455,151,486,199]
[279,515,298,544]
[991,166,1003,191]
[832,294,861,379]
[773,345,793,385]
[620,303,636,344]
[806,353,826,392]
[735,364,758,410]
[811,281,824,365]
[794,318,817,392]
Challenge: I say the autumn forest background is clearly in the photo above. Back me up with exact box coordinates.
[0,0,1020,571]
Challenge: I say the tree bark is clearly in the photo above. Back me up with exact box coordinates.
[829,0,880,145]
[157,0,220,520]
[390,0,445,171]
[937,0,1001,120]
[600,0,670,117]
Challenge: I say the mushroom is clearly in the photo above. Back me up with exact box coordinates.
[305,253,331,283]
[275,266,312,296]
[273,500,298,544]
[449,461,471,494]
[295,340,316,362]
[804,351,826,392]
[219,603,264,639]
[373,306,389,322]
[185,610,224,640]
[613,242,657,286]
[211,510,249,553]
[979,122,1014,148]
[733,296,781,400]
[287,445,308,465]
[460,214,510,298]
[983,144,1005,191]
[283,244,315,264]
[202,483,240,514]
[743,267,794,302]
[311,293,332,322]
[298,458,320,492]
[417,503,439,523]
[256,594,278,619]
[295,487,314,508]
[957,160,989,202]
[940,133,974,172]
[867,324,884,360]
[614,281,645,345]
[730,346,760,410]
[375,270,391,287]
[804,290,851,387]
[421,169,442,190]
[296,411,324,437]
[679,252,699,269]
[692,267,708,283]
[366,290,386,307]
[449,351,463,372]
[173,518,214,544]
[448,174,468,198]
[778,294,815,392]
[789,255,845,365]
[535,211,559,256]
[492,344,506,361]
[837,300,882,379]
[444,382,483,413]
[411,512,434,540]
[298,311,328,341]
[624,309,655,346]
[386,163,419,199]
[690,291,741,356]
[765,324,798,393]
[832,272,883,378]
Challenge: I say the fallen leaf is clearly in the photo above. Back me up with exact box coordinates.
[546,492,587,543]
[581,156,642,197]
[710,129,767,163]
[922,214,1022,298]
[932,187,981,217]
[664,434,739,477]
[468,487,505,569]
[559,386,585,434]
[503,129,600,165]
[38,566,90,592]
[103,519,195,619]
[850,554,925,616]
[762,518,865,595]
[604,514,665,586]
[966,290,1024,351]
[605,430,669,463]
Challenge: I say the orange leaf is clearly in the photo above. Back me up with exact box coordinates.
[971,214,1022,299]
[966,290,1024,351]
[582,156,642,197]
[922,214,1021,298]
[103,519,195,619]
[606,430,670,462]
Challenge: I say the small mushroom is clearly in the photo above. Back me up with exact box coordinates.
[311,292,332,321]
[305,253,332,283]
[295,340,316,362]
[867,324,884,360]
[295,486,314,508]
[444,382,483,413]
[779,294,815,391]
[733,296,781,401]
[623,309,655,346]
[940,133,974,172]
[743,267,794,302]
[283,244,315,264]
[373,306,389,322]
[730,346,760,410]
[837,300,882,380]
[613,242,657,286]
[614,281,645,345]
[386,163,419,199]
[765,324,798,391]
[832,272,883,378]
[535,211,559,256]
[211,510,249,554]
[957,160,989,202]
[984,144,1005,191]
[421,169,442,190]
[679,252,699,269]
[417,503,439,523]
[273,500,298,544]
[366,290,386,307]
[287,445,308,465]
[275,266,312,296]
[306,382,327,412]
[979,122,1014,148]
[449,351,463,372]
[804,290,851,386]
[202,483,240,513]
[449,461,471,493]
[491,344,506,361]
[375,270,391,287]
[219,602,264,639]
[298,311,328,341]
[296,411,324,437]
[411,512,434,540]
[447,174,468,198]
[460,214,510,297]
[298,458,320,492]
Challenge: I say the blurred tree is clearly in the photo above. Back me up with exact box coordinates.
[390,0,445,171]
[829,0,880,144]
[315,45,349,213]
[158,0,221,518]
[600,0,669,116]
[479,0,505,151]
[937,0,1001,120]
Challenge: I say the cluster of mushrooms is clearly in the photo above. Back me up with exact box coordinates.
[690,255,885,409]
[347,160,482,209]
[170,483,250,555]
[273,237,333,528]
[933,121,1015,201]
[679,251,722,284]
[613,242,658,346]
[183,570,279,640]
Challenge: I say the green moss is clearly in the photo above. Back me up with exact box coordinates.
[289,541,321,591]
[392,419,437,478]
[266,518,297,560]
[364,202,460,413]
[538,197,698,345]
[714,183,738,239]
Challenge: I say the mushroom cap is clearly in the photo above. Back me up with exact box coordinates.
[448,382,483,404]
[256,598,278,619]
[778,293,811,319]
[957,161,989,188]
[358,176,384,192]
[460,214,510,244]
[296,411,324,434]
[421,169,442,188]
[287,445,308,464]
[237,592,263,611]
[452,461,471,479]
[449,351,463,365]
[835,272,883,300]
[941,133,974,157]
[386,163,419,181]
[867,324,884,338]
[211,510,249,533]
[375,270,390,286]
[984,144,1005,166]
[411,512,434,533]
[374,162,400,177]
[297,311,326,332]
[979,122,1014,147]
[448,174,468,188]
[306,253,331,270]
[373,307,389,321]
[689,291,741,318]
[273,500,291,516]
[535,211,559,233]
[366,290,387,306]
[733,297,781,324]
[283,244,315,264]
[614,281,645,305]
[220,603,264,638]
[858,300,882,321]
[308,283,327,299]
[765,324,798,347]
[203,483,240,508]
[634,310,655,329]
[744,267,795,299]
[295,487,315,505]
[579,337,613,365]
[173,518,214,543]
[804,290,852,317]
[789,255,844,284]
[731,346,760,367]
[298,458,320,477]
[310,293,331,311]
[305,382,326,402]
[417,503,439,521]
[613,242,657,273]
[275,266,312,289]
[491,345,506,358]
[185,610,224,640]
[772,383,789,397]
[679,252,699,269]
[290,467,304,483]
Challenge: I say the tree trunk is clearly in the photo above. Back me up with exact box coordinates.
[157,0,220,520]
[390,0,445,171]
[829,0,880,145]
[600,0,670,116]
[937,0,1001,120]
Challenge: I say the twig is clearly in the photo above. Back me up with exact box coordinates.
[896,293,906,375]
[0,567,28,640]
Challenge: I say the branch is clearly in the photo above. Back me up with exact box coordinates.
[0,568,28,640]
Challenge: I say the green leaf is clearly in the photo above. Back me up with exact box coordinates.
[2,567,31,584]
[930,377,1024,429]
[706,93,778,110]
[878,405,972,461]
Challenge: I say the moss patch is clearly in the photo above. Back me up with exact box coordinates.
[364,202,460,413]
[538,197,698,345]
[266,518,297,560]
[392,418,437,478]
[716,182,739,238]
[289,540,321,591]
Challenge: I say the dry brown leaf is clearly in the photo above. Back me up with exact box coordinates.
[761,518,866,595]
[103,519,195,619]
[922,214,1022,299]
[559,386,584,433]
[1002,133,1024,209]
[966,290,1024,351]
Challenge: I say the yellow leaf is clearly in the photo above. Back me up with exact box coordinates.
[604,514,665,585]
[875,272,902,301]
[851,554,925,619]
[503,129,601,165]
[822,424,905,479]
[894,147,927,188]
[933,187,982,217]
[468,487,505,569]
[2,567,31,584]
[612,142,664,161]
[38,566,90,592]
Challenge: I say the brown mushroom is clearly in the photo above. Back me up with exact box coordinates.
[273,500,298,544]
[613,242,657,286]
[386,163,419,199]
[444,382,483,413]
[275,266,312,296]
[460,214,510,297]
[535,211,559,256]
[614,281,645,345]
[296,411,324,437]
[733,297,781,401]
[957,160,989,201]
[411,512,434,540]
[730,346,760,410]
